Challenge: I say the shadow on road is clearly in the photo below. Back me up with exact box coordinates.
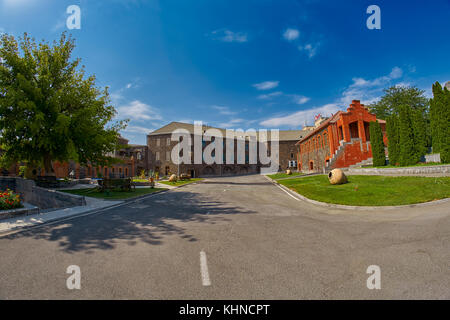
[4,190,256,253]
[203,181,271,186]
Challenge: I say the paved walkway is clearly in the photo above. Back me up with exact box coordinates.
[0,197,122,234]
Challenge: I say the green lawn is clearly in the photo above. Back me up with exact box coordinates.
[158,178,203,186]
[132,178,150,183]
[278,175,450,206]
[267,172,303,180]
[61,187,166,200]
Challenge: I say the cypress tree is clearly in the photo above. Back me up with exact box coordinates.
[398,105,416,166]
[411,108,427,162]
[430,82,450,163]
[369,121,385,166]
[386,114,400,166]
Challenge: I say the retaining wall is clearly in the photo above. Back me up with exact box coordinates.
[0,177,86,209]
[347,165,450,175]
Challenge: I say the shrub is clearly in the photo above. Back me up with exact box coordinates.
[0,189,22,210]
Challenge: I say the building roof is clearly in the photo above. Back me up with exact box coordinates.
[148,121,310,141]
[296,100,384,145]
[296,111,342,145]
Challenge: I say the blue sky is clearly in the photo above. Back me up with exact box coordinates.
[1,0,449,144]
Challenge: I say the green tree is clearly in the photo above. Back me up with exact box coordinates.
[398,105,416,166]
[0,32,127,175]
[369,121,385,166]
[430,82,450,163]
[368,85,429,120]
[411,107,427,162]
[386,114,400,166]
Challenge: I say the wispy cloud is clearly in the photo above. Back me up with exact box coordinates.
[260,67,406,127]
[298,43,319,58]
[283,28,300,41]
[291,94,310,105]
[260,103,340,127]
[218,118,246,128]
[340,66,404,105]
[117,100,162,121]
[257,91,283,100]
[1,0,38,8]
[123,125,154,135]
[211,105,237,116]
[210,29,248,43]
[252,81,279,90]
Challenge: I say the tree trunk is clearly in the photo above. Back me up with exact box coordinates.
[43,154,55,177]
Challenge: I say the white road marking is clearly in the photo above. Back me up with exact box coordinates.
[275,183,301,201]
[200,251,211,286]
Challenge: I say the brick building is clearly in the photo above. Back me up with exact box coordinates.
[0,136,147,179]
[147,122,310,177]
[296,100,386,173]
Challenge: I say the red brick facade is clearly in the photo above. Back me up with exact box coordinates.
[297,100,386,172]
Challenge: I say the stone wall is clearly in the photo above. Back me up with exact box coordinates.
[347,165,450,175]
[424,153,441,163]
[0,177,86,209]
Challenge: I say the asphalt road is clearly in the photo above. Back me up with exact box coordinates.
[0,174,449,299]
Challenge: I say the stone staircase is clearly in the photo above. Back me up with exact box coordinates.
[348,158,373,168]
[325,140,352,171]
[325,139,373,171]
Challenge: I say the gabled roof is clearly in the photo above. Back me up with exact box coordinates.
[148,122,310,141]
[296,100,386,145]
[296,111,342,145]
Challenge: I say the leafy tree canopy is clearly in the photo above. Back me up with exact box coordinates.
[0,32,128,174]
[368,85,429,120]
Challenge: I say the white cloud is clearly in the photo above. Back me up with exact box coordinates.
[283,28,300,41]
[218,118,246,128]
[2,0,38,7]
[260,104,340,127]
[298,43,319,58]
[123,125,153,135]
[211,105,237,115]
[260,66,406,127]
[253,81,279,90]
[117,100,162,121]
[257,91,283,100]
[292,95,310,105]
[340,66,404,105]
[210,29,248,43]
[389,66,403,79]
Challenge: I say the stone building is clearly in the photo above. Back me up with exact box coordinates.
[147,122,310,177]
[296,100,386,173]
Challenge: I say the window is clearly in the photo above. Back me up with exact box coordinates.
[156,139,160,147]
[155,152,160,161]
[166,151,171,162]
[167,138,171,146]
[290,153,294,159]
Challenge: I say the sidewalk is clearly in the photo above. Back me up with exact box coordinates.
[0,197,122,234]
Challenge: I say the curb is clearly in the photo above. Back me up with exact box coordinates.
[264,175,450,211]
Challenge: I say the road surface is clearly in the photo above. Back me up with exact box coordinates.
[0,174,449,299]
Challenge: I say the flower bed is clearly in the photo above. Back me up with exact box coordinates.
[0,189,23,210]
